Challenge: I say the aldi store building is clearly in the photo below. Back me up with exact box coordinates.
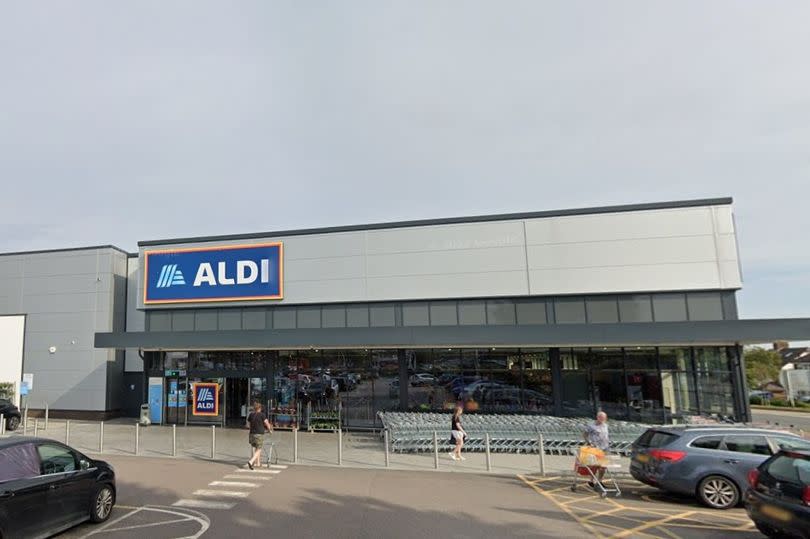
[4,198,810,427]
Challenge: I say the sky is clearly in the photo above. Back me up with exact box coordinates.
[1,2,808,326]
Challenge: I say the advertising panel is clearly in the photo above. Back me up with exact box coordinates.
[192,382,220,417]
[144,243,283,305]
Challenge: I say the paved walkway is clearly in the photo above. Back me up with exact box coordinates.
[3,418,631,476]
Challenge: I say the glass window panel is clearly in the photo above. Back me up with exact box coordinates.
[470,370,524,413]
[346,306,369,328]
[687,292,724,321]
[148,311,171,331]
[626,370,664,423]
[165,351,188,370]
[590,348,624,370]
[242,309,267,330]
[296,307,321,329]
[402,303,430,327]
[273,307,296,329]
[370,304,396,327]
[521,349,550,370]
[691,436,723,450]
[555,298,586,324]
[172,311,194,331]
[194,310,218,331]
[486,300,516,325]
[561,348,589,371]
[697,371,734,415]
[433,348,461,374]
[516,300,547,325]
[618,295,653,322]
[461,349,520,371]
[561,370,592,417]
[659,348,692,371]
[593,369,628,420]
[37,444,77,474]
[0,443,40,481]
[322,306,346,328]
[652,294,688,322]
[723,435,771,456]
[694,347,730,371]
[217,310,241,330]
[624,347,657,370]
[522,368,553,413]
[429,302,458,326]
[458,301,486,325]
[660,371,699,418]
[586,297,619,323]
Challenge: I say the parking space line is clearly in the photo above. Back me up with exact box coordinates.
[101,517,196,533]
[581,506,627,521]
[518,475,606,539]
[82,507,144,537]
[608,511,696,539]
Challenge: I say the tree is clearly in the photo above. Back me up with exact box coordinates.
[744,347,783,390]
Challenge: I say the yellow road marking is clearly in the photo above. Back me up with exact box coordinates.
[608,511,696,539]
[581,506,627,522]
[518,474,606,539]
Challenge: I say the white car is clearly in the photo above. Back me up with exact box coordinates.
[410,373,437,386]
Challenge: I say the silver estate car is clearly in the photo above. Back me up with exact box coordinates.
[630,426,810,509]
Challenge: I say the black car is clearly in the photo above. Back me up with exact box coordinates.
[0,399,21,431]
[745,449,810,539]
[0,437,116,539]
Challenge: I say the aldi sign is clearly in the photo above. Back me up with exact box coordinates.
[144,243,283,304]
[192,383,220,417]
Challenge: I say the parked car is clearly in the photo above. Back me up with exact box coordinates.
[745,449,810,539]
[630,426,810,509]
[0,399,21,431]
[410,373,437,387]
[0,437,116,539]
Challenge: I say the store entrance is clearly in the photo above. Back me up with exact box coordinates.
[226,378,250,427]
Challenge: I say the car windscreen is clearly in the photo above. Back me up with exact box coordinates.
[634,430,679,448]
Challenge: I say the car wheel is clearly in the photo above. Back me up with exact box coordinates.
[90,485,115,523]
[6,416,20,431]
[697,475,739,509]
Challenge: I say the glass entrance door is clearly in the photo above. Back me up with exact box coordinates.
[164,376,188,425]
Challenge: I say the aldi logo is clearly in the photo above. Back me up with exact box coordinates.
[143,243,283,305]
[192,383,220,416]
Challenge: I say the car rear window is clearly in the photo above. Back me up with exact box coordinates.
[766,454,810,485]
[0,444,41,483]
[635,430,679,448]
[772,437,810,452]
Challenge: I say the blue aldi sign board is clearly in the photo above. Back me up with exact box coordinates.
[192,383,220,417]
[144,243,283,305]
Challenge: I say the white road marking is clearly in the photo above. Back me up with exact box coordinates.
[224,474,271,481]
[209,481,259,488]
[82,506,210,539]
[193,489,251,498]
[234,468,281,474]
[173,499,236,510]
[82,507,144,536]
[268,464,288,469]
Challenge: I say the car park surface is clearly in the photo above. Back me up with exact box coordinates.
[0,437,115,539]
[630,426,810,509]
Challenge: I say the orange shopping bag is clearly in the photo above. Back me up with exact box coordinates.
[577,446,608,467]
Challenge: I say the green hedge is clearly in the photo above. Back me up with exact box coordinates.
[0,382,14,400]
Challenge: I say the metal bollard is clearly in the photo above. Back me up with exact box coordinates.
[24,404,28,429]
[485,433,492,472]
[538,434,546,476]
[337,429,343,466]
[211,425,216,459]
[34,419,39,437]
[293,427,298,463]
[384,430,390,468]
[135,423,140,455]
[99,422,104,453]
[0,414,5,436]
[172,424,177,457]
[44,402,49,430]
[65,420,71,446]
[433,431,439,469]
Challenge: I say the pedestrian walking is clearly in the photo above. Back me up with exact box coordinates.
[448,405,466,461]
[583,411,610,486]
[246,401,273,469]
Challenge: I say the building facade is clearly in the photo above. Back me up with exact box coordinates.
[3,198,809,426]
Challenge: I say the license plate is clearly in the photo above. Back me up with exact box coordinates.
[761,504,792,522]
[635,454,650,463]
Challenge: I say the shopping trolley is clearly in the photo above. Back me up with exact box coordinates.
[261,439,278,467]
[570,445,621,498]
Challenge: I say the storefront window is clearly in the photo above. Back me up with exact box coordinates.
[561,348,592,417]
[694,347,730,371]
[659,347,699,421]
[697,371,734,415]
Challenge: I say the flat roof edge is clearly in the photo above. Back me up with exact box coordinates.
[0,244,133,258]
[138,197,734,247]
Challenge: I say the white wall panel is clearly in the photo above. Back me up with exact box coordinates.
[0,315,25,406]
[138,203,741,307]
